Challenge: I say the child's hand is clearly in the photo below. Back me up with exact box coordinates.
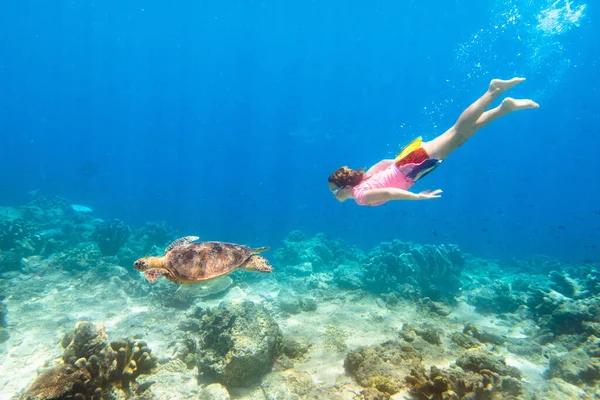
[417,189,443,199]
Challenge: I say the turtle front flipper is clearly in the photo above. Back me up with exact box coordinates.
[144,268,168,283]
[165,236,200,253]
[241,256,273,273]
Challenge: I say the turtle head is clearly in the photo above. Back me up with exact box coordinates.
[134,256,164,272]
[134,257,150,272]
[242,255,274,273]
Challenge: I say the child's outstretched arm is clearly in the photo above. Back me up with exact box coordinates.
[362,188,442,204]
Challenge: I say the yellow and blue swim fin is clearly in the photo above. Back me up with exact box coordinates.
[395,136,423,163]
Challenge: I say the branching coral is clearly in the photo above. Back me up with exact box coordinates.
[23,321,157,399]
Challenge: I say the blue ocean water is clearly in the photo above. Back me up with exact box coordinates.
[3,2,600,399]
[0,0,597,261]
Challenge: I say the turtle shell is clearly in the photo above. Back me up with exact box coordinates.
[164,242,254,282]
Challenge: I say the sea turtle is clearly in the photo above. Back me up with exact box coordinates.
[133,236,273,284]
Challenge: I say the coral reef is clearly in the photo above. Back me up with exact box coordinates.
[362,240,464,301]
[260,370,317,399]
[22,321,157,399]
[344,340,423,395]
[406,364,522,399]
[544,336,600,385]
[549,270,582,299]
[467,281,524,315]
[93,218,132,256]
[196,300,283,388]
[132,221,177,254]
[273,231,364,274]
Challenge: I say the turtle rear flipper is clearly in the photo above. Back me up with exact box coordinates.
[241,256,273,273]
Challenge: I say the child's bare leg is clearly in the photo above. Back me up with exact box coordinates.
[472,97,540,131]
[422,78,528,160]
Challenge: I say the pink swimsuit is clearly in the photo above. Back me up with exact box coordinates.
[352,147,441,206]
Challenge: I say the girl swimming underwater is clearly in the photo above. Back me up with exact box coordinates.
[328,77,539,206]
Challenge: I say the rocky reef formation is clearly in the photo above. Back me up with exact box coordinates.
[273,230,364,275]
[21,321,157,399]
[362,240,465,301]
[0,195,179,277]
[344,335,523,399]
[273,232,465,303]
[196,301,283,388]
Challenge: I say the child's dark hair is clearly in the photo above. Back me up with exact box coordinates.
[328,166,365,188]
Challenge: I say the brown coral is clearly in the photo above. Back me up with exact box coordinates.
[405,365,522,400]
[24,321,157,399]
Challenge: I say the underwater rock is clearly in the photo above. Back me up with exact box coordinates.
[546,297,600,335]
[62,321,111,366]
[526,287,565,318]
[421,297,452,317]
[400,324,443,346]
[282,336,311,359]
[451,333,480,349]
[468,281,523,315]
[21,364,92,400]
[93,218,132,256]
[344,340,422,395]
[362,240,464,301]
[261,370,317,399]
[455,349,522,379]
[545,347,600,385]
[462,323,505,346]
[200,383,231,400]
[335,264,365,290]
[549,270,582,299]
[506,339,543,358]
[196,300,283,388]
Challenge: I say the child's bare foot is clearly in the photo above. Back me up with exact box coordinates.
[489,77,526,94]
[500,97,540,111]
